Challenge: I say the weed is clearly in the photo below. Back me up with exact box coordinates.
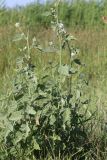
[0,1,107,160]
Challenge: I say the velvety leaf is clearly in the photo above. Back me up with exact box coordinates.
[62,108,71,124]
[0,113,6,120]
[4,123,13,141]
[9,111,23,121]
[33,139,40,150]
[14,131,23,144]
[69,67,77,74]
[49,115,56,125]
[58,65,69,76]
[26,107,36,115]
[76,90,81,99]
[0,122,5,129]
[52,133,61,141]
[25,122,30,138]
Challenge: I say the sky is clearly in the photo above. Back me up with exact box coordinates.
[4,0,100,8]
[5,0,44,8]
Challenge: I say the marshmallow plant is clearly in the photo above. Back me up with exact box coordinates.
[0,1,92,160]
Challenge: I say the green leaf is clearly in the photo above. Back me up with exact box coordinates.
[14,131,23,144]
[74,59,82,65]
[0,113,6,120]
[62,108,71,124]
[58,65,69,76]
[25,122,30,138]
[26,107,36,115]
[66,35,76,41]
[4,123,13,141]
[49,115,56,125]
[9,111,23,121]
[69,67,77,74]
[10,147,17,155]
[52,133,61,141]
[0,122,5,129]
[33,139,40,150]
[76,90,81,99]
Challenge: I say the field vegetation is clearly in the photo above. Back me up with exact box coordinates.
[0,0,107,159]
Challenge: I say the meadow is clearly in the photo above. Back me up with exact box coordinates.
[0,0,107,159]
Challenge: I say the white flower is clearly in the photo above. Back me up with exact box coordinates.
[57,22,66,34]
[51,8,55,13]
[15,22,20,28]
[23,46,27,51]
[58,22,64,29]
[49,41,53,46]
[71,52,76,57]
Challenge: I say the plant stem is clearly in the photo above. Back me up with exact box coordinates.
[56,1,62,66]
[59,36,62,66]
[26,30,30,61]
[66,40,72,95]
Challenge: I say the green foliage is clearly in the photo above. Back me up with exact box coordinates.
[0,1,107,160]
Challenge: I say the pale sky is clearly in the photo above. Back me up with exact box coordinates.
[5,0,45,7]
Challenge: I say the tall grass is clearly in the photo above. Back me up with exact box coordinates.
[0,0,107,28]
